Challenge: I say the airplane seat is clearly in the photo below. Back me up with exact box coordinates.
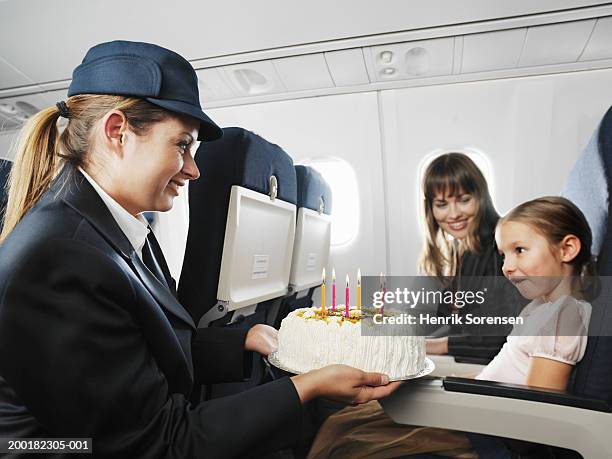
[269,165,332,329]
[456,105,612,459]
[178,127,297,399]
[455,106,612,458]
[0,159,11,225]
[381,106,612,459]
[488,101,612,459]
[567,104,612,405]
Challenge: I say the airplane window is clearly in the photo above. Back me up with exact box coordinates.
[299,158,359,247]
[417,149,495,234]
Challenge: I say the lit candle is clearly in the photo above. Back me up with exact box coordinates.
[321,268,326,314]
[345,274,350,318]
[332,268,336,311]
[357,268,361,311]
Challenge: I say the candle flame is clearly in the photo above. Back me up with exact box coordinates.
[332,268,336,282]
[345,273,349,286]
[322,267,326,284]
[357,268,361,286]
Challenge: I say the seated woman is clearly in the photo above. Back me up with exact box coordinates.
[419,152,521,361]
[307,196,594,459]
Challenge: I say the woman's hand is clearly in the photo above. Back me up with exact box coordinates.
[426,337,449,355]
[290,364,401,404]
[245,324,278,356]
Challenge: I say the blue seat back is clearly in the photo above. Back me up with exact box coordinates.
[295,165,333,215]
[289,165,333,291]
[570,105,612,403]
[178,127,297,324]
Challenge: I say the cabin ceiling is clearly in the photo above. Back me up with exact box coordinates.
[0,0,611,133]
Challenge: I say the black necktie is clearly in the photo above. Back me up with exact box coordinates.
[142,234,169,290]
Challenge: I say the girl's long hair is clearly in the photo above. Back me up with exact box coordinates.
[419,152,498,277]
[1,95,169,243]
[500,196,598,301]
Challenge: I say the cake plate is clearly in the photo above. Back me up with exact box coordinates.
[266,354,435,382]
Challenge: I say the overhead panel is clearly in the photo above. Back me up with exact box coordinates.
[2,9,612,123]
[324,49,370,86]
[272,54,334,91]
[222,60,285,97]
[461,29,526,73]
[366,37,454,82]
[580,16,612,61]
[519,19,596,66]
[196,68,237,102]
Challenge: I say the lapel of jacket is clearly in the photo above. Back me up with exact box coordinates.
[147,229,178,297]
[57,167,196,331]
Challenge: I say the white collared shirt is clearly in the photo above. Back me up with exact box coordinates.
[78,167,149,261]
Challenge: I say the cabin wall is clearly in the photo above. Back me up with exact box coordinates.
[207,92,387,288]
[0,135,15,161]
[207,68,612,280]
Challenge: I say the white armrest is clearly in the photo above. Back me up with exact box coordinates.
[428,355,486,377]
[380,379,612,457]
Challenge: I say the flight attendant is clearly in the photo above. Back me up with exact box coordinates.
[0,40,398,458]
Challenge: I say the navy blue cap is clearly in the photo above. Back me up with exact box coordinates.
[67,40,222,141]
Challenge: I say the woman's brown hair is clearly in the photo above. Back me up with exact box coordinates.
[499,196,598,301]
[419,152,499,277]
[0,95,170,243]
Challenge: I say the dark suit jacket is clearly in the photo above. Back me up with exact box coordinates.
[0,166,303,458]
[445,232,509,361]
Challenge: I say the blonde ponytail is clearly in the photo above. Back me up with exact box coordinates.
[500,196,599,301]
[0,106,62,243]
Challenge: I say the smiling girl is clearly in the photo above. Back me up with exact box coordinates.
[477,196,594,388]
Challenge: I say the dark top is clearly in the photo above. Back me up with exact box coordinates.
[0,159,11,225]
[0,166,303,458]
[440,220,525,361]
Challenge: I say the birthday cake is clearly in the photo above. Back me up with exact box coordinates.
[275,307,426,378]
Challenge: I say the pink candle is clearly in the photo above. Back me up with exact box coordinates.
[345,274,350,318]
[332,268,336,311]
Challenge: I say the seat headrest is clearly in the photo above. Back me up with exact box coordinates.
[600,106,612,174]
[178,128,297,322]
[570,106,612,402]
[199,127,297,204]
[295,165,332,215]
[562,112,610,255]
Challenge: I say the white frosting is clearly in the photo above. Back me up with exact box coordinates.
[276,307,425,377]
